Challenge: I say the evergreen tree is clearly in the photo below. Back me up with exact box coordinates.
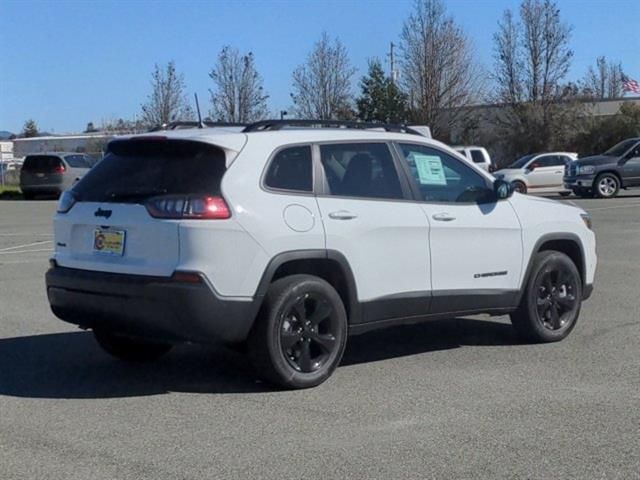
[22,119,39,138]
[356,59,408,123]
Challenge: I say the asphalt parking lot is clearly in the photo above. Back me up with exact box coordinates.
[0,194,638,480]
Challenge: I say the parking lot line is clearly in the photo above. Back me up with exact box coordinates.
[586,203,640,211]
[0,240,52,252]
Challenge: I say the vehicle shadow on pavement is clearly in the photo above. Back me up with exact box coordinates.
[0,318,518,399]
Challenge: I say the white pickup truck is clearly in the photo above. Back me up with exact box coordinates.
[454,146,494,172]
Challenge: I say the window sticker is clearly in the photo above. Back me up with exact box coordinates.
[413,154,447,185]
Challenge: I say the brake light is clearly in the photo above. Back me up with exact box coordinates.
[54,164,66,173]
[145,195,231,219]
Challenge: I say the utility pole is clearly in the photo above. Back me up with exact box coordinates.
[388,42,396,85]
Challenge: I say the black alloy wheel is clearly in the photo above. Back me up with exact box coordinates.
[279,292,339,373]
[249,274,348,389]
[511,251,582,343]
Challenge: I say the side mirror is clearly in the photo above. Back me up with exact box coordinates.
[494,179,514,200]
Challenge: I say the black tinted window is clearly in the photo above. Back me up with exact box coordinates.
[470,150,485,163]
[22,155,62,171]
[320,143,403,199]
[73,140,226,202]
[265,146,312,192]
[398,143,491,203]
[64,154,91,168]
[536,156,566,167]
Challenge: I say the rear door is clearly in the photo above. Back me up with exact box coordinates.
[53,139,228,277]
[315,142,431,323]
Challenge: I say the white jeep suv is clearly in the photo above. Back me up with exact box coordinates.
[46,121,596,389]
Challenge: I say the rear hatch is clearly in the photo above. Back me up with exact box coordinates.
[53,139,229,277]
[21,155,64,187]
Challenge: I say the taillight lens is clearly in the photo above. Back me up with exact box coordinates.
[145,195,231,219]
[54,164,66,174]
[57,190,77,213]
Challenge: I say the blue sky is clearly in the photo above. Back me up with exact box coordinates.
[1,0,638,134]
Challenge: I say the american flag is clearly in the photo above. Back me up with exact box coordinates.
[622,75,640,94]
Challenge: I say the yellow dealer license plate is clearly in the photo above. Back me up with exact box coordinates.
[93,229,126,256]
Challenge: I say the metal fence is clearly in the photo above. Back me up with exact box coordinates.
[0,165,21,187]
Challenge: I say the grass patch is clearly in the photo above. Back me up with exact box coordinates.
[0,185,24,200]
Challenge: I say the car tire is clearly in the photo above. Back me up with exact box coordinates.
[93,329,173,362]
[594,173,620,198]
[512,181,527,194]
[510,251,582,343]
[22,191,34,200]
[248,274,348,389]
[558,191,571,197]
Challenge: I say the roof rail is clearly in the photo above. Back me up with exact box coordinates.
[242,119,423,136]
[149,121,247,132]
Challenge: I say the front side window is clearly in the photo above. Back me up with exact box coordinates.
[319,143,403,200]
[534,156,566,168]
[398,143,491,203]
[264,146,313,192]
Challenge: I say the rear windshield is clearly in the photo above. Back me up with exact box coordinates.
[72,140,227,203]
[64,154,92,168]
[22,155,62,172]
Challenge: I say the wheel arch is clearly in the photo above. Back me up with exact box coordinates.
[593,170,623,188]
[517,233,586,304]
[253,250,361,324]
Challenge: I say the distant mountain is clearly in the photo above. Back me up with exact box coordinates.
[0,131,14,140]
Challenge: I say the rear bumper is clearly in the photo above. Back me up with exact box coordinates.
[46,266,257,344]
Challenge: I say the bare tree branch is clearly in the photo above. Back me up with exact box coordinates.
[140,61,193,127]
[209,47,269,123]
[291,33,356,119]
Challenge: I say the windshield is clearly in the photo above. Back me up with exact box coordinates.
[509,154,535,168]
[72,139,227,203]
[604,139,639,157]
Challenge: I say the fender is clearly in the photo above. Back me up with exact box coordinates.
[516,232,587,305]
[252,249,361,323]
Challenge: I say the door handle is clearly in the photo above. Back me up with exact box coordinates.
[328,210,358,220]
[554,170,563,174]
[432,212,456,222]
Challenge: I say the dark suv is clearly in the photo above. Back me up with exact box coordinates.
[564,138,640,198]
[20,153,92,199]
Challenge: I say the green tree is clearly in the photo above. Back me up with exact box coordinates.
[22,119,39,138]
[356,59,408,123]
[573,103,640,156]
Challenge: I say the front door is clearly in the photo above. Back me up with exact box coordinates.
[527,155,567,192]
[315,142,431,323]
[621,144,640,186]
[395,142,523,314]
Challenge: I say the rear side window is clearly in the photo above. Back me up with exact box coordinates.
[64,154,91,168]
[470,150,486,164]
[73,140,226,202]
[319,143,403,200]
[536,156,566,167]
[264,146,313,192]
[22,155,62,172]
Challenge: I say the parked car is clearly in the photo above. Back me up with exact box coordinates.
[46,120,596,389]
[494,152,578,195]
[564,138,640,198]
[20,153,92,199]
[453,146,494,172]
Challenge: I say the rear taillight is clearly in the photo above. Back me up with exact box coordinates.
[54,165,66,174]
[145,195,231,219]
